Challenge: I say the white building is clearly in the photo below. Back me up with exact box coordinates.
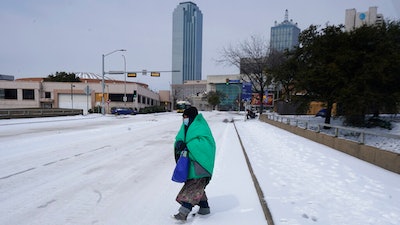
[0,73,162,114]
[345,6,384,31]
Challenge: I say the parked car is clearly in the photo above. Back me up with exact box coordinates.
[315,108,327,117]
[365,116,392,130]
[111,107,137,115]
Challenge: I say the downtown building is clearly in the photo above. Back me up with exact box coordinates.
[270,10,300,52]
[268,10,300,113]
[171,1,203,84]
[345,6,384,31]
[171,2,205,109]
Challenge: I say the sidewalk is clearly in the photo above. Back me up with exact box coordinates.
[201,122,267,225]
[234,118,400,225]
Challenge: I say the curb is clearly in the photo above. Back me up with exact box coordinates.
[233,122,275,225]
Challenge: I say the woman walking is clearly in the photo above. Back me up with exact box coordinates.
[173,107,216,221]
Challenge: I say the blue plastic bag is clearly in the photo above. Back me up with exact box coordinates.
[172,150,189,183]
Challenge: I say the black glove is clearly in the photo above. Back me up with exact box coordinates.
[175,140,186,152]
[174,140,186,163]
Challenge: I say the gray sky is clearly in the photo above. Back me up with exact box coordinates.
[1,0,399,91]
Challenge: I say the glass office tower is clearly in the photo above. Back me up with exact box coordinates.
[172,2,203,84]
[270,10,300,52]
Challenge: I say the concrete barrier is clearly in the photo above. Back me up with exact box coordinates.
[0,108,83,119]
[259,114,400,174]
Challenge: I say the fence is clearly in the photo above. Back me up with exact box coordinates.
[259,114,400,174]
[266,114,400,144]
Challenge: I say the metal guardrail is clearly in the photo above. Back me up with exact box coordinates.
[0,108,83,119]
[265,113,400,145]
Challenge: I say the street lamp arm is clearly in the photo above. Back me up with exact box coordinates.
[104,49,126,57]
[101,49,127,115]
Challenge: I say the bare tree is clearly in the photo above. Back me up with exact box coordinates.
[204,91,225,110]
[268,49,297,102]
[218,35,273,114]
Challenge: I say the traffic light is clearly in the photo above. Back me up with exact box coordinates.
[225,78,230,85]
[151,72,160,77]
[133,90,137,98]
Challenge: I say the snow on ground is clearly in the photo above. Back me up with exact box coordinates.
[0,111,399,225]
[236,119,400,225]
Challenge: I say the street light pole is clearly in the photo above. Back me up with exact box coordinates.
[102,49,126,115]
[71,83,75,109]
[122,54,127,106]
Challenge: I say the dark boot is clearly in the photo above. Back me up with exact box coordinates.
[174,205,191,221]
[198,200,210,215]
[198,207,210,215]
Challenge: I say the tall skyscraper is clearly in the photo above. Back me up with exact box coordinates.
[345,7,383,31]
[270,10,300,52]
[172,2,203,85]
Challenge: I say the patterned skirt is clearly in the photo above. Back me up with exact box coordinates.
[176,177,210,206]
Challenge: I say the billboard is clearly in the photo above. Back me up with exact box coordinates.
[251,93,274,106]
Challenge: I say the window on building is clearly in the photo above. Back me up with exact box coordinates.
[23,89,35,100]
[107,93,133,103]
[126,94,134,102]
[0,89,18,99]
[45,92,51,98]
[109,93,124,102]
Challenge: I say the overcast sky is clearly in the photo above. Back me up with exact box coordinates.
[1,0,399,91]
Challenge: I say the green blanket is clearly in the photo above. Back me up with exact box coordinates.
[175,114,216,179]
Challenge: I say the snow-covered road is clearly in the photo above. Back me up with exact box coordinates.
[1,114,180,224]
[0,112,399,225]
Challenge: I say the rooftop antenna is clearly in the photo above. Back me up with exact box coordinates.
[284,9,289,22]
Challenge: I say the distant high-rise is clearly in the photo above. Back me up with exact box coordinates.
[172,2,203,85]
[270,10,300,52]
[345,7,383,31]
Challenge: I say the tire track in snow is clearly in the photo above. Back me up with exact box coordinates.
[37,199,56,209]
[0,145,112,180]
[0,167,36,179]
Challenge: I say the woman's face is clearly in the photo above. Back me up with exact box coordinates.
[183,114,189,126]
